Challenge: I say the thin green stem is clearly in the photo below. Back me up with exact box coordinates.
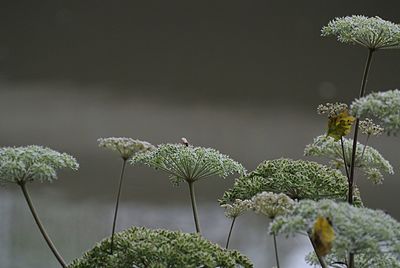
[225,217,236,249]
[340,137,350,180]
[348,49,374,268]
[110,158,127,254]
[188,181,201,233]
[273,233,281,268]
[19,182,67,268]
[348,49,374,205]
[308,233,328,268]
[360,135,370,162]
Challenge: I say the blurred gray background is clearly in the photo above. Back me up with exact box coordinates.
[0,1,399,267]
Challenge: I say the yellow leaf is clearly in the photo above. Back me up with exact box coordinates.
[327,110,355,141]
[311,216,335,256]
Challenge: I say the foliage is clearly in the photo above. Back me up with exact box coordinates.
[68,226,253,268]
[98,137,155,160]
[304,135,394,184]
[322,15,400,49]
[219,158,362,206]
[130,144,245,185]
[351,89,400,135]
[271,199,400,268]
[0,145,79,184]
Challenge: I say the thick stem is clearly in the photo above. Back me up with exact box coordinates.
[308,234,328,268]
[19,182,67,268]
[273,233,281,268]
[110,159,127,254]
[347,49,374,268]
[225,217,236,249]
[348,49,374,205]
[188,181,201,233]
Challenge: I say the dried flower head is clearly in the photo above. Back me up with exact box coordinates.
[68,226,253,268]
[322,15,400,50]
[0,145,79,184]
[219,158,361,206]
[130,144,245,185]
[317,103,348,118]
[221,199,253,219]
[304,135,394,184]
[360,118,384,136]
[271,199,400,268]
[351,89,400,135]
[98,137,155,160]
[252,192,295,219]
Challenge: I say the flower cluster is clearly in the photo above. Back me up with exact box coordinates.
[68,226,253,268]
[304,135,394,184]
[322,15,400,50]
[252,192,295,219]
[317,103,348,118]
[131,144,245,185]
[271,199,400,267]
[98,137,155,160]
[360,118,384,136]
[0,146,79,184]
[351,89,400,135]
[221,199,253,219]
[219,158,361,205]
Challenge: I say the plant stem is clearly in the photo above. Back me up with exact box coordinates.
[19,182,67,268]
[308,233,328,268]
[347,48,374,268]
[360,135,370,162]
[188,181,201,233]
[273,233,281,268]
[340,137,350,180]
[110,158,127,254]
[348,48,374,205]
[225,217,236,249]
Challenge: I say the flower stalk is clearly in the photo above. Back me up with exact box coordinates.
[110,158,127,254]
[19,182,67,268]
[225,217,236,249]
[272,233,281,268]
[188,181,201,233]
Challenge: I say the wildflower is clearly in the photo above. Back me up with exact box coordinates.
[305,135,393,184]
[322,16,400,50]
[68,226,253,268]
[252,192,295,219]
[220,158,361,206]
[221,199,253,219]
[0,145,79,184]
[351,89,400,135]
[97,137,155,160]
[359,118,384,136]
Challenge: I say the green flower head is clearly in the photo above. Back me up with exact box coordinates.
[271,199,400,268]
[98,137,155,160]
[322,15,400,50]
[68,226,253,268]
[304,135,393,184]
[351,89,400,135]
[130,143,245,185]
[0,145,79,184]
[221,199,253,219]
[219,158,361,206]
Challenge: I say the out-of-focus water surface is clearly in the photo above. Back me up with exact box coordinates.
[1,84,399,267]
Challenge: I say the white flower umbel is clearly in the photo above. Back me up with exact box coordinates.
[359,118,384,136]
[305,135,393,184]
[98,137,155,160]
[351,89,400,135]
[0,145,79,268]
[221,199,253,249]
[131,143,245,234]
[98,137,155,254]
[322,16,400,50]
[252,192,295,268]
[271,199,400,268]
[252,192,295,220]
